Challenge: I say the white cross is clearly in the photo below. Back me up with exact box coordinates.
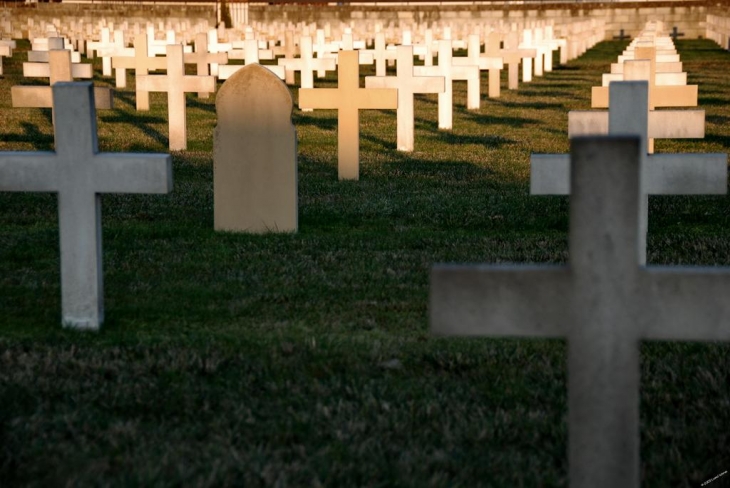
[365,45,444,152]
[0,82,172,330]
[414,40,479,129]
[453,33,504,99]
[12,50,113,112]
[111,34,167,111]
[299,50,397,180]
[277,35,336,92]
[136,44,216,151]
[531,81,726,265]
[432,134,730,488]
[183,32,229,98]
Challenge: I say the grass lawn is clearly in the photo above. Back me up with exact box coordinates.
[1,38,729,487]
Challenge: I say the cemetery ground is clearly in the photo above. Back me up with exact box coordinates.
[1,39,730,486]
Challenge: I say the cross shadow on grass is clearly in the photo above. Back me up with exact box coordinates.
[99,112,169,147]
[1,122,55,150]
[186,96,216,114]
[293,112,338,131]
[461,111,540,128]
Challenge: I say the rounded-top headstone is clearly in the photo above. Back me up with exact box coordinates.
[214,64,298,233]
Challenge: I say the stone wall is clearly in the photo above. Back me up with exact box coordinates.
[248,1,714,39]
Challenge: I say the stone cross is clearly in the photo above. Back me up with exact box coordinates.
[86,27,116,76]
[299,50,397,180]
[98,30,135,88]
[592,46,697,110]
[12,50,113,112]
[214,64,298,233]
[531,81,726,265]
[0,82,172,330]
[184,32,229,98]
[670,26,685,42]
[453,33,504,99]
[501,31,536,90]
[414,40,479,129]
[278,35,336,91]
[613,29,629,41]
[136,43,216,151]
[111,34,167,110]
[365,45,444,152]
[432,135,730,488]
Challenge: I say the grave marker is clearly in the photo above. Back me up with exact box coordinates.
[365,45,445,152]
[299,50,397,180]
[214,64,297,233]
[0,82,172,330]
[432,135,730,488]
[111,34,167,110]
[136,44,216,150]
[531,81,726,265]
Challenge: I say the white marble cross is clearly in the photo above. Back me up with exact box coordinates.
[432,134,730,488]
[111,34,167,110]
[452,33,504,98]
[299,50,397,180]
[531,81,726,265]
[184,32,228,98]
[365,45,444,152]
[12,50,113,112]
[136,43,216,151]
[0,82,172,330]
[414,40,479,129]
[278,35,336,100]
[501,31,536,90]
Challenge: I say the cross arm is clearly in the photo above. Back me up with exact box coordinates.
[641,268,730,341]
[568,110,706,139]
[181,76,216,94]
[431,264,571,337]
[298,88,340,110]
[92,153,172,194]
[135,74,170,92]
[644,153,727,194]
[0,152,59,192]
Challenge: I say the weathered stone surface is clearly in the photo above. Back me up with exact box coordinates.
[214,64,297,233]
[432,135,730,488]
[0,82,171,330]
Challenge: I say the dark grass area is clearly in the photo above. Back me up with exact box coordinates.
[1,38,730,486]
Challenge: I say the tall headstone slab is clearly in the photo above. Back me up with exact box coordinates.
[0,82,172,330]
[431,136,730,488]
[214,64,297,233]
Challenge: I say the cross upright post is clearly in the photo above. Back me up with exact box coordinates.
[0,82,172,330]
[432,135,730,488]
[365,45,445,152]
[184,32,229,98]
[299,50,397,180]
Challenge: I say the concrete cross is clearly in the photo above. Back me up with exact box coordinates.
[501,31,536,90]
[184,32,228,98]
[365,45,445,152]
[531,81,726,265]
[414,40,480,129]
[670,26,685,42]
[592,46,697,110]
[98,30,135,88]
[277,35,336,92]
[453,32,504,98]
[86,27,117,76]
[111,34,167,110]
[613,28,629,41]
[299,50,397,180]
[136,43,216,151]
[432,135,730,488]
[12,50,113,112]
[0,82,172,330]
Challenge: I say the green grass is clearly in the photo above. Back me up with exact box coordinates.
[1,39,730,487]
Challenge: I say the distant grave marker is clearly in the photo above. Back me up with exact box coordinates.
[365,45,445,152]
[111,34,167,110]
[0,82,172,330]
[136,43,216,150]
